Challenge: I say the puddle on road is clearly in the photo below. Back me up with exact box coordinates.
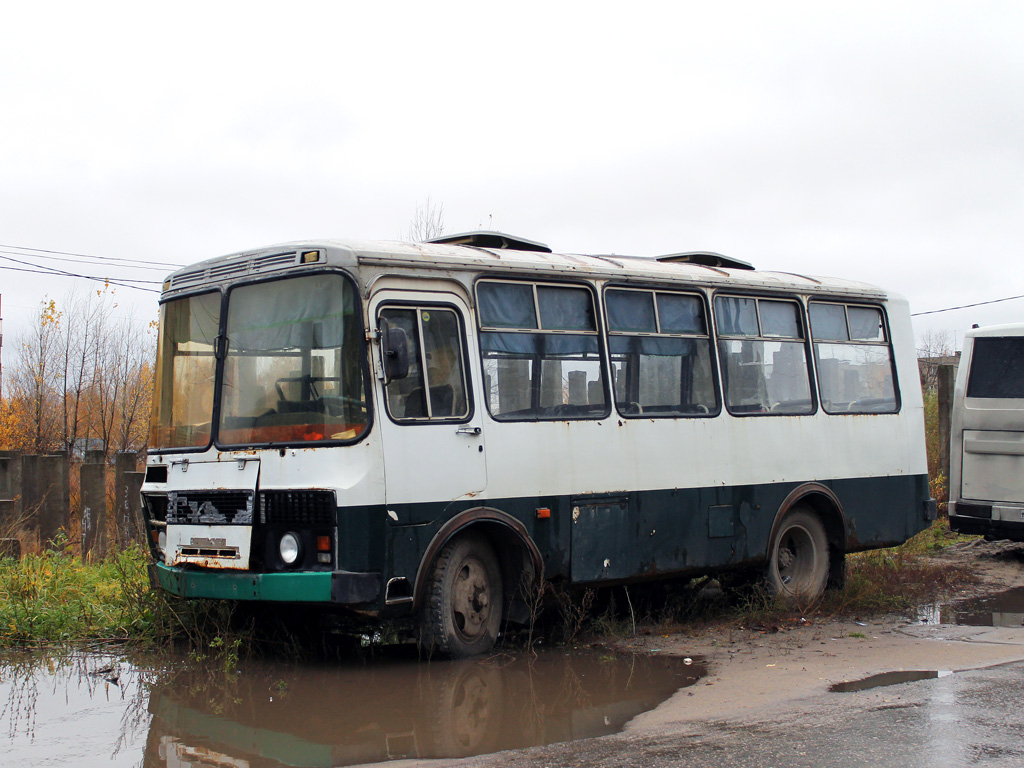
[829,670,952,693]
[0,651,151,768]
[1,648,704,767]
[842,587,1024,695]
[944,586,1024,628]
[916,586,1024,628]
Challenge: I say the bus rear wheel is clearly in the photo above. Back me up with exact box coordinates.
[767,507,829,602]
[419,534,503,658]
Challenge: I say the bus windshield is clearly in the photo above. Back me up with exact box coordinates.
[218,273,367,445]
[150,273,368,450]
[151,291,221,450]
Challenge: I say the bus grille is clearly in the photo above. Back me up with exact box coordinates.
[259,490,337,525]
[166,491,254,525]
[170,251,301,288]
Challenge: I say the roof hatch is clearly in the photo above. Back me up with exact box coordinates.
[656,251,754,270]
[426,230,552,253]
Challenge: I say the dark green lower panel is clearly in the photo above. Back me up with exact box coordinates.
[153,563,380,603]
[154,474,933,609]
[385,473,934,588]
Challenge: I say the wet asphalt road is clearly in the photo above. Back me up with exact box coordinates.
[443,660,1024,768]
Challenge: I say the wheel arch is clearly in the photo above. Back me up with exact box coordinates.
[769,483,848,586]
[413,507,545,624]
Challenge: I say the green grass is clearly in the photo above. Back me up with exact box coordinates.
[0,544,155,646]
[0,541,246,653]
[0,519,980,655]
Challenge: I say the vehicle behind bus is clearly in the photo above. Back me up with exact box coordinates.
[950,323,1024,540]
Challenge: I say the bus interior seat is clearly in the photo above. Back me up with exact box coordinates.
[404,384,455,418]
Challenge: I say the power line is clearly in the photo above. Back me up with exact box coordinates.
[0,242,184,269]
[0,247,172,273]
[0,241,180,294]
[912,293,1024,317]
[0,261,161,293]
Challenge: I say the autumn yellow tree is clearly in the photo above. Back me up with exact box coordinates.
[0,290,155,458]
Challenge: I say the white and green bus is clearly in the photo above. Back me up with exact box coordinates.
[142,232,934,657]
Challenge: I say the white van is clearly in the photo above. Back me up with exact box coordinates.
[950,323,1024,540]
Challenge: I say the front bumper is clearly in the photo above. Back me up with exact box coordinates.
[151,562,381,605]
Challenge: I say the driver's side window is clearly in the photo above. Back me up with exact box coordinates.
[380,306,470,422]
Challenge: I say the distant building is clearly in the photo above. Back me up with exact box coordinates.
[918,352,960,391]
[71,438,105,461]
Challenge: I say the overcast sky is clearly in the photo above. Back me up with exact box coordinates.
[1,1,1021,353]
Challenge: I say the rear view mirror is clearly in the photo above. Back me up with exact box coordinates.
[381,322,410,382]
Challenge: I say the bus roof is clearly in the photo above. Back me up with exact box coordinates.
[163,236,890,301]
[963,323,1024,339]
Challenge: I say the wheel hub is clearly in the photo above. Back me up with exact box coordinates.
[452,559,492,638]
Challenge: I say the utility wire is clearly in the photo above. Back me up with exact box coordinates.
[0,242,184,269]
[911,293,1024,317]
[0,261,161,293]
[0,247,172,272]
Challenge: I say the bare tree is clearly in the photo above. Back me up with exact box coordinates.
[917,329,957,391]
[57,289,112,455]
[93,314,154,455]
[405,196,446,242]
[0,290,155,458]
[917,329,955,360]
[2,299,63,452]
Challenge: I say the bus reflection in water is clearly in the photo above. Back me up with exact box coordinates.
[141,232,935,658]
[145,652,703,766]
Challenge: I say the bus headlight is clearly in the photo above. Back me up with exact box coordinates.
[279,532,302,565]
[157,530,167,553]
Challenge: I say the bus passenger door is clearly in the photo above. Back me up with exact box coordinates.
[371,292,487,514]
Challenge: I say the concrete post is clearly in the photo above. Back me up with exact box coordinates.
[114,452,141,548]
[567,370,587,406]
[121,472,145,548]
[81,462,107,559]
[54,450,70,528]
[0,451,23,532]
[20,454,41,546]
[498,359,531,413]
[37,454,69,548]
[938,364,955,506]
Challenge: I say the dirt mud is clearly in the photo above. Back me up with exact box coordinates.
[382,539,1024,768]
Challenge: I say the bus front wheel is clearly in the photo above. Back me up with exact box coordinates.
[767,507,829,602]
[419,534,503,658]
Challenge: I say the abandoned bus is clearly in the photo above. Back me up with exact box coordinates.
[142,232,935,657]
[949,323,1024,540]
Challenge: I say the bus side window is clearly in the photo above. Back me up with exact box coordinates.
[477,281,608,421]
[606,288,718,417]
[380,307,470,422]
[715,296,814,416]
[809,302,898,413]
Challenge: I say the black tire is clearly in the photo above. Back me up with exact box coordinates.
[767,507,829,602]
[419,534,503,658]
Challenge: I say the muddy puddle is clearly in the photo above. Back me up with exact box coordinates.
[829,669,953,693]
[944,586,1024,628]
[917,586,1024,628]
[1,648,704,767]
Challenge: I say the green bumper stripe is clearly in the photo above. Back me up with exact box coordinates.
[154,563,333,602]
